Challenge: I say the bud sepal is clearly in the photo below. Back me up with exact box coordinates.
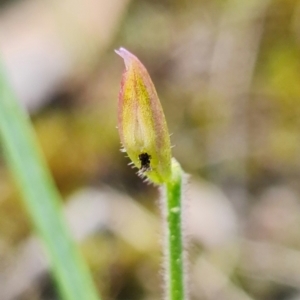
[116,48,172,184]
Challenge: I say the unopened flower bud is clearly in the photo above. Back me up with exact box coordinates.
[115,48,171,184]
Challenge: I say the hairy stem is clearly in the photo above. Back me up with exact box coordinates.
[164,159,187,300]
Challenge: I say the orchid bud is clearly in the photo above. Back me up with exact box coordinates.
[115,48,172,184]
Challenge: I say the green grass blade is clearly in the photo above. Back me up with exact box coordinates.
[0,63,101,300]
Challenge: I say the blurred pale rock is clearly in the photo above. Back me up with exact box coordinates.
[0,0,130,111]
[187,179,238,248]
[247,186,300,246]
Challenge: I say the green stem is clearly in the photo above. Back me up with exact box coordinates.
[0,63,101,300]
[164,159,186,300]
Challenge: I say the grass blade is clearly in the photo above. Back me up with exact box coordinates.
[0,63,101,300]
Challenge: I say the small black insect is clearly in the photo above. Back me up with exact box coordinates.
[138,153,151,171]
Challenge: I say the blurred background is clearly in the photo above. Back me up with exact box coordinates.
[0,0,299,299]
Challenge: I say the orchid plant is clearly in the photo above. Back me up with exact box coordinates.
[115,48,188,300]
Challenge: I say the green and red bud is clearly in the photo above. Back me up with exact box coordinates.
[115,47,171,184]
